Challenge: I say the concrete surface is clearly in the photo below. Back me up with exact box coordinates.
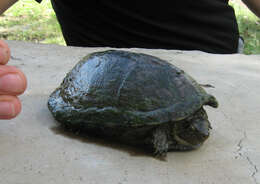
[1,40,260,184]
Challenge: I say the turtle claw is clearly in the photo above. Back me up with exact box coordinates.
[152,126,169,158]
[153,148,167,159]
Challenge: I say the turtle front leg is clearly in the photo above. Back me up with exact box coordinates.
[151,125,169,157]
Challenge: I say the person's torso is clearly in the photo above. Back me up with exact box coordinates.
[52,0,239,53]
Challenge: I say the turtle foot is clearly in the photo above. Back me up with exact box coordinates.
[151,125,169,157]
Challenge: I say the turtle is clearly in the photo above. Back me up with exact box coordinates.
[48,50,218,157]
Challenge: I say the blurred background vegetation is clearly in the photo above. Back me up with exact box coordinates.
[0,0,259,54]
[0,0,65,45]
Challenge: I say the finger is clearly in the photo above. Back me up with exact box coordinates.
[0,40,11,65]
[0,65,27,95]
[0,95,21,119]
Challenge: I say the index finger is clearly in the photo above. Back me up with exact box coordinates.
[0,40,11,65]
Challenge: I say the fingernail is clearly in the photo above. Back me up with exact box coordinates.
[0,101,15,117]
[0,74,24,93]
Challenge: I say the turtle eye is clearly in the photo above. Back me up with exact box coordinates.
[190,125,196,131]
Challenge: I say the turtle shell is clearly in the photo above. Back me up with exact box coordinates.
[48,50,218,128]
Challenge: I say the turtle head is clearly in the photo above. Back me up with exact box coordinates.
[173,109,211,149]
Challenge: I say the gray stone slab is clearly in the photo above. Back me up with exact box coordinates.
[1,40,260,184]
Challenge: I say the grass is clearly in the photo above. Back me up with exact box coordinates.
[229,0,260,54]
[0,0,259,54]
[0,0,65,45]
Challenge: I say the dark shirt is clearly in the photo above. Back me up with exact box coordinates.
[38,0,239,54]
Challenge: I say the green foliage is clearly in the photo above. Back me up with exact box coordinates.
[229,1,260,54]
[0,0,65,45]
[0,0,259,54]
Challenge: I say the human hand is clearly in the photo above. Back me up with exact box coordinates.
[0,40,27,119]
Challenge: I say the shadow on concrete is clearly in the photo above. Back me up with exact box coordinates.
[50,125,167,160]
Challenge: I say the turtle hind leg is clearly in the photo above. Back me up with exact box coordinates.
[151,125,169,157]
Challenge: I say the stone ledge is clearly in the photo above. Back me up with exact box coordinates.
[0,40,259,184]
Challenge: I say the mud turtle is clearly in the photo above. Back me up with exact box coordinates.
[48,50,218,156]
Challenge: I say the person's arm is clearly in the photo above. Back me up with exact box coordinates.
[242,0,260,18]
[0,0,18,15]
